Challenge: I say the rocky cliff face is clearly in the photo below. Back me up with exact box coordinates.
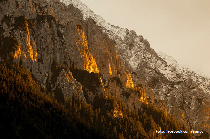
[1,0,210,138]
[59,0,210,136]
[111,27,210,135]
[0,0,150,110]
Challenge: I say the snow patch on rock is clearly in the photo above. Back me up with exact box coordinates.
[157,51,210,94]
[59,0,127,40]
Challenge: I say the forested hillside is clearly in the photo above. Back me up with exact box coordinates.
[0,62,195,138]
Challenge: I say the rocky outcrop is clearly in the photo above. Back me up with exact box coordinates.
[0,0,149,110]
[59,0,210,136]
[101,16,210,138]
[1,0,210,138]
[111,26,210,137]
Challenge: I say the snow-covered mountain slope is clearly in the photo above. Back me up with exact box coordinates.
[157,51,210,95]
[60,0,127,40]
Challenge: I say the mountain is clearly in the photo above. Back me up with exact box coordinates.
[0,0,209,138]
[65,0,210,137]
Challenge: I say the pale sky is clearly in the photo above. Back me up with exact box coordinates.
[80,0,210,77]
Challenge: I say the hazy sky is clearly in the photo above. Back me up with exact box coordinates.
[80,0,210,77]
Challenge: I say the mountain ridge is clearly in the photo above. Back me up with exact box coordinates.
[58,0,210,137]
[0,0,210,138]
[60,0,210,82]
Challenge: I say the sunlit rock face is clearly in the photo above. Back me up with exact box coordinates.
[56,0,210,136]
[75,24,99,74]
[0,0,143,109]
[1,0,210,137]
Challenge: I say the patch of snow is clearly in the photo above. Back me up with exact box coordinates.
[158,51,210,94]
[59,0,127,40]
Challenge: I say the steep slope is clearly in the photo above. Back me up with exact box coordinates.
[0,0,207,138]
[58,0,210,137]
[0,0,145,111]
[112,27,210,137]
